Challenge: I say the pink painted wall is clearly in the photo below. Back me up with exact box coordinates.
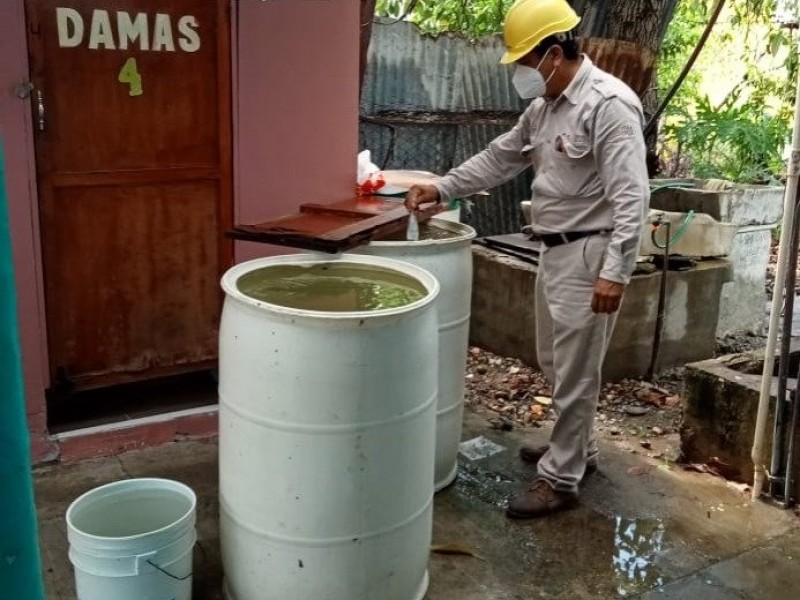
[233,0,361,261]
[0,0,57,462]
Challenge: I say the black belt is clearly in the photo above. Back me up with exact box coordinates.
[531,229,611,248]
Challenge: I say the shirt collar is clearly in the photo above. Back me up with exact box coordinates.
[561,55,593,106]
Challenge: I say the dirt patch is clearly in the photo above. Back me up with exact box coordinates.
[464,346,683,460]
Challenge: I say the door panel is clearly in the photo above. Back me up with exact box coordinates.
[26,0,232,390]
[45,182,221,386]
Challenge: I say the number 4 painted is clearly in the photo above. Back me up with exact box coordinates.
[118,57,143,97]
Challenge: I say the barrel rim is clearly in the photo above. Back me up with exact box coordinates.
[221,254,440,320]
[364,218,476,248]
[66,478,197,544]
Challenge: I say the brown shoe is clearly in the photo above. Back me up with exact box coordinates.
[518,444,598,476]
[506,478,578,519]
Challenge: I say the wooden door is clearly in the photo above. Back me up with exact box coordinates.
[26,0,232,391]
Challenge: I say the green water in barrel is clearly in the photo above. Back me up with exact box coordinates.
[237,263,427,312]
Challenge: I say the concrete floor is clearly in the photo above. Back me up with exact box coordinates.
[35,411,800,600]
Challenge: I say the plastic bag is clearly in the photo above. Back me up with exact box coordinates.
[356,150,385,195]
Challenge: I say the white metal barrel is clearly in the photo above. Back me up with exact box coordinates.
[351,218,476,490]
[218,254,440,600]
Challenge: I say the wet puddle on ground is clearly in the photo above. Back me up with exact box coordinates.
[453,461,516,508]
[612,516,666,596]
[446,460,668,597]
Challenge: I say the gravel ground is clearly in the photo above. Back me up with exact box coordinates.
[463,346,684,462]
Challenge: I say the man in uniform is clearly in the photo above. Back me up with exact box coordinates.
[405,0,649,519]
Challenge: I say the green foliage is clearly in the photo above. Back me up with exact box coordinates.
[664,95,789,183]
[657,0,795,183]
[658,0,707,98]
[375,0,514,37]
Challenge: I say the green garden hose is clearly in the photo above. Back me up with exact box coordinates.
[651,210,696,249]
[649,181,698,249]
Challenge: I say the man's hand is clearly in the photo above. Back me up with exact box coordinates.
[404,184,440,212]
[592,278,625,314]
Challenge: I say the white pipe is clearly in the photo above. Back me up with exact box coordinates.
[751,37,800,502]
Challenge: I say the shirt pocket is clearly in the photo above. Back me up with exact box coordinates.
[553,135,595,198]
[521,139,542,162]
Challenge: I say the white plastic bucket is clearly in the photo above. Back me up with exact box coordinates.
[219,254,440,600]
[351,218,476,490]
[66,478,196,600]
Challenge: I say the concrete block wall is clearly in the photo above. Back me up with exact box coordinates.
[681,350,800,503]
[649,181,784,337]
[717,227,775,336]
[469,245,732,381]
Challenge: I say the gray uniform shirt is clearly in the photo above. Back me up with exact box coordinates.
[435,56,649,284]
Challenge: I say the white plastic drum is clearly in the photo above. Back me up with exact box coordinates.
[219,254,440,600]
[352,218,476,490]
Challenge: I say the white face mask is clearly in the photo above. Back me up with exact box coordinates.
[512,48,556,99]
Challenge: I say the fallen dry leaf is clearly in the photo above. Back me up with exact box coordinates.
[683,463,709,474]
[665,395,681,407]
[530,404,546,418]
[682,463,723,477]
[708,456,739,479]
[725,481,751,495]
[635,389,666,407]
[430,543,484,560]
[627,465,652,476]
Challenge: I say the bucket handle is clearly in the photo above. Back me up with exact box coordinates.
[136,551,192,581]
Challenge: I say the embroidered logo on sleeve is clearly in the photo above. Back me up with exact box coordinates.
[607,124,636,142]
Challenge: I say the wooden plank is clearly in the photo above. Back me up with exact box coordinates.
[239,211,358,236]
[299,203,374,218]
[319,206,409,241]
[229,196,442,252]
[320,203,442,246]
[227,227,343,254]
[323,196,406,215]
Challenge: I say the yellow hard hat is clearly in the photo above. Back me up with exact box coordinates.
[500,0,581,64]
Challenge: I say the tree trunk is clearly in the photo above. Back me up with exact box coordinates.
[574,0,679,49]
[360,0,377,99]
[575,0,680,175]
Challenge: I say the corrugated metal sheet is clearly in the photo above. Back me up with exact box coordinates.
[362,21,523,114]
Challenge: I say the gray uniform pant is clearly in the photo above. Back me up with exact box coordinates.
[535,233,618,495]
